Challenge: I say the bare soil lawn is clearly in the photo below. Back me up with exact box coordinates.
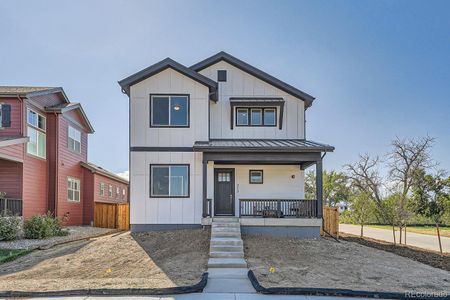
[0,229,210,292]
[243,234,450,293]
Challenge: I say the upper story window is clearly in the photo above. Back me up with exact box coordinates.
[100,183,105,196]
[116,187,120,198]
[122,188,126,200]
[68,125,81,153]
[0,104,11,128]
[108,185,113,197]
[235,107,277,127]
[150,95,189,127]
[27,108,46,159]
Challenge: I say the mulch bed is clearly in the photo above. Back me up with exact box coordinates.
[340,233,450,272]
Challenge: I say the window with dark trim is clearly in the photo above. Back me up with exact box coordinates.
[217,70,227,82]
[150,164,189,197]
[150,95,189,127]
[235,107,277,127]
[0,104,12,128]
[249,170,263,184]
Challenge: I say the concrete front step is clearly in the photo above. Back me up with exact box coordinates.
[210,237,243,246]
[210,251,244,258]
[212,226,241,232]
[207,267,249,279]
[203,278,255,293]
[212,222,240,228]
[212,232,241,238]
[208,257,247,268]
[210,245,243,252]
[212,217,239,222]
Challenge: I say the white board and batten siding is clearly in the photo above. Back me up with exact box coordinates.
[129,68,208,225]
[198,60,305,139]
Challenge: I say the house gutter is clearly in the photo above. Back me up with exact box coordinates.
[54,113,59,217]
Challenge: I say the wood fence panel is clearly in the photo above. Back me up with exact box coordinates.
[94,202,129,230]
[321,206,339,238]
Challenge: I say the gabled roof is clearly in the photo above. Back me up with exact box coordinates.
[45,102,95,133]
[190,51,315,108]
[118,58,218,100]
[0,86,70,103]
[80,161,129,185]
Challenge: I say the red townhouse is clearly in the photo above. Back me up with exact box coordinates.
[0,86,128,225]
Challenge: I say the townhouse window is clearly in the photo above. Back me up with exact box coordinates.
[0,104,12,128]
[150,95,189,127]
[108,185,113,197]
[100,183,105,196]
[249,170,263,184]
[68,125,81,153]
[122,188,126,200]
[27,109,46,159]
[116,187,120,198]
[150,165,189,197]
[235,107,277,127]
[67,177,81,202]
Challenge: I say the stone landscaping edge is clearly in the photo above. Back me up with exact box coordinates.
[0,272,208,297]
[247,270,447,300]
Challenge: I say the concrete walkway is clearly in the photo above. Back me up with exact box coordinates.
[204,217,255,293]
[340,224,450,253]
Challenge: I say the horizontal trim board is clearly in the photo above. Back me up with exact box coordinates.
[130,224,201,232]
[130,147,194,152]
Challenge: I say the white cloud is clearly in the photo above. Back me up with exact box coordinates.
[116,170,129,181]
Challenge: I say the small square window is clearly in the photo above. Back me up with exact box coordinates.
[217,70,227,82]
[249,170,263,184]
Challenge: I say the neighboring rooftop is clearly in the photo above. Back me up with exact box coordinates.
[0,86,56,96]
[80,161,129,184]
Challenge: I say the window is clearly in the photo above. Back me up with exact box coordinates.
[68,126,81,153]
[108,185,113,197]
[150,95,189,127]
[0,104,8,128]
[217,70,227,82]
[100,183,105,196]
[236,108,249,126]
[235,108,277,127]
[249,170,263,184]
[122,188,126,200]
[150,165,189,197]
[116,187,120,198]
[27,109,46,159]
[67,177,81,202]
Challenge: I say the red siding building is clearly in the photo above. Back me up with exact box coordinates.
[0,87,128,225]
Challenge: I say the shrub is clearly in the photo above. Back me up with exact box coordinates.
[24,213,69,239]
[0,215,22,241]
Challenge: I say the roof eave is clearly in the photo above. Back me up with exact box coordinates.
[80,162,129,184]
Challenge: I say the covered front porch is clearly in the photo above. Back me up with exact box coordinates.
[195,139,334,231]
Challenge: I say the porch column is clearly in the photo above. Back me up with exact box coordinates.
[202,160,208,217]
[315,159,323,218]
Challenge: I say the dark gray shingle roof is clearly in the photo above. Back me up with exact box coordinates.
[0,86,55,96]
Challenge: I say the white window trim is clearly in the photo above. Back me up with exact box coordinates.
[100,183,105,196]
[68,125,81,153]
[108,185,113,197]
[67,177,81,202]
[236,108,249,126]
[150,95,189,127]
[26,108,47,159]
[250,108,263,125]
[0,104,3,128]
[263,108,277,126]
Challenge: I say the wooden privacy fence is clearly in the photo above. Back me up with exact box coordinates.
[94,202,129,230]
[321,206,339,238]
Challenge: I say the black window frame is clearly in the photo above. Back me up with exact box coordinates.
[217,70,227,82]
[149,94,190,128]
[249,170,264,184]
[149,164,190,198]
[235,107,277,127]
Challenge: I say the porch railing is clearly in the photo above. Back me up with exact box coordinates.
[239,199,317,218]
[0,198,23,216]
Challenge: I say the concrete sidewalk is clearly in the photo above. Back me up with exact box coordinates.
[340,224,449,253]
[31,294,382,299]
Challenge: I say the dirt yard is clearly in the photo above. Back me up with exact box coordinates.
[243,234,450,293]
[0,229,210,291]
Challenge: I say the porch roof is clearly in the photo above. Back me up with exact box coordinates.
[193,139,334,153]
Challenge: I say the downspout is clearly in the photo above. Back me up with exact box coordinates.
[54,113,59,217]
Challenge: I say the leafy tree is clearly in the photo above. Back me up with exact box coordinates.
[305,170,350,206]
[348,191,376,237]
[409,169,450,254]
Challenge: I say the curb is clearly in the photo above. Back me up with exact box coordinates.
[0,272,208,298]
[248,270,447,300]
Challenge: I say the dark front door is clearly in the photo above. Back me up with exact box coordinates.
[214,169,235,216]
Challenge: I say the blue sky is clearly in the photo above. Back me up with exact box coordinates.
[1,0,449,174]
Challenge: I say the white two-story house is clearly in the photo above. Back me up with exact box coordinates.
[119,52,334,237]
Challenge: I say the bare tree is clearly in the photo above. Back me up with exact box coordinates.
[345,154,386,221]
[388,136,435,242]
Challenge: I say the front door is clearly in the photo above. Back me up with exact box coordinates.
[214,169,235,216]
